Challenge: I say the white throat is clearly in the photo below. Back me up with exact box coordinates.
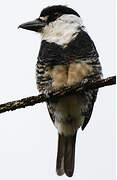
[41,14,85,48]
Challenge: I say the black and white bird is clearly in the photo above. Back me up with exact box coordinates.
[19,5,102,177]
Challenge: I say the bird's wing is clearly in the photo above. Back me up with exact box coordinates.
[46,100,56,124]
[81,89,98,130]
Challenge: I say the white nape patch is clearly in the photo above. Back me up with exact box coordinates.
[41,14,85,48]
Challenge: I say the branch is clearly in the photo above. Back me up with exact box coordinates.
[0,76,116,114]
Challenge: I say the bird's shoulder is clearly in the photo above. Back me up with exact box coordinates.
[38,30,99,66]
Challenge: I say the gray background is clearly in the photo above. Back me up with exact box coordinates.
[0,0,115,179]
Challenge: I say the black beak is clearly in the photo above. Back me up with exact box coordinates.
[18,19,46,32]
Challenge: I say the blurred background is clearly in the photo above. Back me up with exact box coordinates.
[0,0,115,179]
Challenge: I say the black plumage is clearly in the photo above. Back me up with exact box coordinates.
[19,5,102,177]
[38,30,99,66]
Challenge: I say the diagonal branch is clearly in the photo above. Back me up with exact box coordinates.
[0,76,116,114]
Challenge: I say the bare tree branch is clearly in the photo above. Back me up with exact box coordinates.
[0,76,116,114]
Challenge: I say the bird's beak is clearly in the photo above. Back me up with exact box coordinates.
[18,19,46,32]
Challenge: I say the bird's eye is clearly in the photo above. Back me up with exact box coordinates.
[46,13,61,23]
[54,13,61,19]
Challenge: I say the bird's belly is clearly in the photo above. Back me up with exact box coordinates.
[54,95,84,136]
[44,61,92,135]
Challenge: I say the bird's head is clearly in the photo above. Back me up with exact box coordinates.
[18,5,80,33]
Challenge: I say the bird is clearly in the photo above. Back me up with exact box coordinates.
[19,5,102,177]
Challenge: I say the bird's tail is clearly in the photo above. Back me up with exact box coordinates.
[56,132,77,177]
